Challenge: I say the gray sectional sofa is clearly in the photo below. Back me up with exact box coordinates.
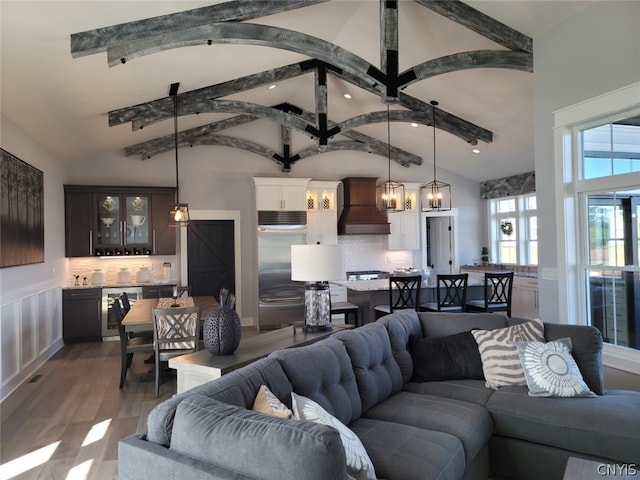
[118,311,640,480]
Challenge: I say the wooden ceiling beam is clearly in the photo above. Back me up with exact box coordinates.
[71,0,328,57]
[109,62,310,128]
[415,0,533,54]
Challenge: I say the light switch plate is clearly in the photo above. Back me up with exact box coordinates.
[540,267,558,280]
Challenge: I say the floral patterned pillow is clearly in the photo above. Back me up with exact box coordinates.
[513,337,596,398]
[291,392,376,480]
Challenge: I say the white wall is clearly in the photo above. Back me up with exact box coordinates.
[65,119,484,321]
[534,1,640,323]
[0,114,66,401]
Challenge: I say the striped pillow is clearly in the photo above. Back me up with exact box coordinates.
[472,319,545,389]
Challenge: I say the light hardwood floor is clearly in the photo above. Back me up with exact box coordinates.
[1,333,639,480]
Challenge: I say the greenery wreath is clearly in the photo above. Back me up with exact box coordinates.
[500,220,514,236]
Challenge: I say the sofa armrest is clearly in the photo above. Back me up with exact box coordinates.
[119,434,253,480]
[169,394,348,480]
[543,323,604,394]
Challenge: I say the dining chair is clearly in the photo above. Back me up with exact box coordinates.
[152,306,202,398]
[421,273,468,312]
[121,292,154,341]
[177,285,191,297]
[225,292,236,311]
[466,271,514,317]
[374,275,421,319]
[114,298,154,389]
[121,291,131,313]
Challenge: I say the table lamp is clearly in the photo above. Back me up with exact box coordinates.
[291,244,346,331]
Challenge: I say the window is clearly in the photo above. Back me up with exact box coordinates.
[582,122,640,179]
[489,194,537,265]
[576,113,640,351]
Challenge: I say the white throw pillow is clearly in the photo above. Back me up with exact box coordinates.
[471,318,545,389]
[291,392,376,480]
[513,338,596,398]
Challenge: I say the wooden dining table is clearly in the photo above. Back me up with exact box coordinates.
[122,295,219,333]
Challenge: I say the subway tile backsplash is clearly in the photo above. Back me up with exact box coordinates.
[66,255,178,287]
[338,235,414,272]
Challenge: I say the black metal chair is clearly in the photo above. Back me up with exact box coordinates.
[152,306,202,398]
[421,273,468,312]
[466,271,514,317]
[114,298,154,389]
[374,275,422,319]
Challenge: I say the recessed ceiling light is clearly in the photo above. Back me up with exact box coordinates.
[343,93,352,99]
[472,149,480,154]
[410,122,418,128]
[267,84,277,90]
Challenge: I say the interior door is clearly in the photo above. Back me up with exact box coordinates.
[423,212,458,276]
[187,220,235,298]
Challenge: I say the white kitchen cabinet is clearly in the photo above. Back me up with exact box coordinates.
[253,177,310,211]
[511,276,539,319]
[306,181,340,245]
[388,184,420,250]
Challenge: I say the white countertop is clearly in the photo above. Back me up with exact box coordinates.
[333,277,484,292]
[63,281,176,290]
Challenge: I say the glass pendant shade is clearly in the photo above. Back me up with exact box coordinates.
[377,105,405,213]
[421,100,452,212]
[168,82,190,227]
[169,203,190,227]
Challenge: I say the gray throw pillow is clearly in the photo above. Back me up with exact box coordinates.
[409,331,484,382]
[513,337,596,398]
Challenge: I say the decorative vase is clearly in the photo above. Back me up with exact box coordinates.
[203,306,242,355]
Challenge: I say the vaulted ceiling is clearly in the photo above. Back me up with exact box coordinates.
[0,0,593,181]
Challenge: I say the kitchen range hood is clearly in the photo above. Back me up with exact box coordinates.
[338,177,390,235]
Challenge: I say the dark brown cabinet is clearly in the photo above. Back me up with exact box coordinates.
[63,288,102,343]
[142,284,176,299]
[64,185,176,257]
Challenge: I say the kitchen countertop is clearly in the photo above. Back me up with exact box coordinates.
[333,276,484,292]
[460,265,538,278]
[62,281,176,290]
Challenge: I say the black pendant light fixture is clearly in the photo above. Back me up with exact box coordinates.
[377,104,405,213]
[168,82,190,227]
[421,100,451,212]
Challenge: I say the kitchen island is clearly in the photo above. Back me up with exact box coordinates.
[333,277,484,325]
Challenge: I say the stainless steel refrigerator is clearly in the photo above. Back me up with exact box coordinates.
[257,224,306,330]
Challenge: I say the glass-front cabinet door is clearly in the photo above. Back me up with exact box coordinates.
[96,194,122,246]
[125,195,150,245]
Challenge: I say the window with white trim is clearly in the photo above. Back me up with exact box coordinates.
[489,194,537,265]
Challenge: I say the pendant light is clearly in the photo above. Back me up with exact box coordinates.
[168,82,190,227]
[377,104,405,213]
[421,100,451,212]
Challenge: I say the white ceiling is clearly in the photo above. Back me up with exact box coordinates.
[0,0,593,182]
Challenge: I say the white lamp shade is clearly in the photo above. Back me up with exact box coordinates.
[291,244,346,282]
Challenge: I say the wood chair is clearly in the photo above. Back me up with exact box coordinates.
[121,291,132,313]
[114,298,154,389]
[330,301,360,326]
[421,273,468,312]
[152,306,202,398]
[177,285,191,297]
[374,275,422,319]
[466,271,514,317]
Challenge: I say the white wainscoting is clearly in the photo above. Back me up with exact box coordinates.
[1,281,64,402]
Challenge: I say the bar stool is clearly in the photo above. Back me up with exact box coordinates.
[420,273,468,312]
[466,271,514,317]
[374,275,421,319]
[330,301,360,327]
